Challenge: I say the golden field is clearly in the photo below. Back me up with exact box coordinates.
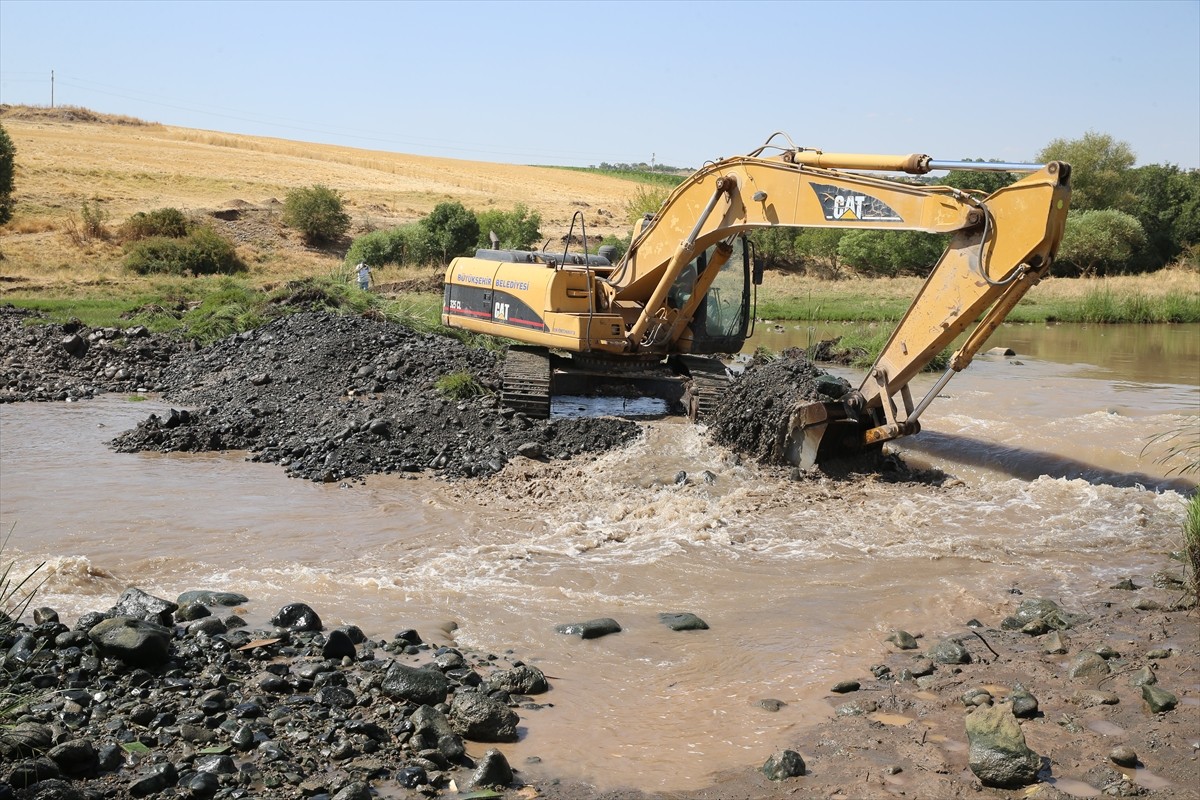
[0,106,641,291]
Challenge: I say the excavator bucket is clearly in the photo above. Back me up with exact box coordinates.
[784,400,875,469]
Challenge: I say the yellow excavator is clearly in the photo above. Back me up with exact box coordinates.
[442,133,1071,467]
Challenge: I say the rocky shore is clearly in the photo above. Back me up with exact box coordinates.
[3,572,1196,800]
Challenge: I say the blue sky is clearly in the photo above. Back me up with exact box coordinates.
[2,0,1197,170]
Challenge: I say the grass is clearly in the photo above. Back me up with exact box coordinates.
[434,370,488,400]
[756,271,1200,324]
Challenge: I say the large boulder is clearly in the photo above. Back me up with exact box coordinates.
[88,616,173,667]
[109,587,178,626]
[410,705,465,762]
[966,705,1041,788]
[485,664,548,695]
[448,690,519,742]
[380,661,448,706]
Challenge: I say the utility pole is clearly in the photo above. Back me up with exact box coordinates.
[51,70,54,108]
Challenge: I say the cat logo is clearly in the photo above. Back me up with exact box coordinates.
[811,183,903,222]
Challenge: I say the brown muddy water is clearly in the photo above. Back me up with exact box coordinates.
[1,323,1196,792]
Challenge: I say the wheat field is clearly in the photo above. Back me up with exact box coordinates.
[0,107,641,288]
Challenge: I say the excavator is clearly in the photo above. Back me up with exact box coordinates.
[442,133,1071,468]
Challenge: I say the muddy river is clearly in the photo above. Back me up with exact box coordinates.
[1,322,1196,792]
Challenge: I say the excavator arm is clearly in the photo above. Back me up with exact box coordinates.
[598,141,1070,466]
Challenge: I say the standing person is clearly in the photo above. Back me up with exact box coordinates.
[356,261,372,291]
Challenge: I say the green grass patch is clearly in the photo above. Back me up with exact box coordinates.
[757,293,909,323]
[757,285,1200,324]
[547,166,687,188]
[434,370,487,399]
[821,326,950,372]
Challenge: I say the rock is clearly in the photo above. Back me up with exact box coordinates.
[831,680,860,694]
[109,587,178,626]
[1146,648,1171,659]
[470,749,514,789]
[1068,650,1110,680]
[1128,666,1156,687]
[1073,690,1119,708]
[658,612,709,631]
[7,757,61,788]
[886,630,919,650]
[516,441,543,458]
[269,601,322,631]
[485,664,549,695]
[1141,684,1178,713]
[1131,598,1162,611]
[175,602,211,622]
[87,616,172,667]
[755,699,787,712]
[176,590,249,607]
[410,704,465,762]
[1109,745,1138,767]
[986,346,1016,356]
[61,333,88,358]
[32,607,59,624]
[554,617,622,639]
[961,688,993,707]
[321,628,356,661]
[128,762,179,797]
[380,661,448,706]
[46,739,98,777]
[965,704,1041,789]
[1010,684,1039,718]
[0,722,53,759]
[448,690,519,742]
[835,699,877,716]
[762,749,806,780]
[1042,631,1068,654]
[928,638,971,665]
[1109,578,1139,590]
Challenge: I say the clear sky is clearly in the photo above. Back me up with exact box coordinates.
[2,0,1197,170]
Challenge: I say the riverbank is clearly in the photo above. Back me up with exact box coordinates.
[4,553,1196,799]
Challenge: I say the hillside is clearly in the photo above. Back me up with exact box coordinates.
[0,106,642,287]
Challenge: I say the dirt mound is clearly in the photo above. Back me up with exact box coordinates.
[110,311,641,481]
[709,349,849,466]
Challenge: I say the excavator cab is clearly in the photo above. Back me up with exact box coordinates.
[678,236,754,355]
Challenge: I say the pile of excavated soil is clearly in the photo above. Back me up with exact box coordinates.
[109,311,640,481]
[708,348,850,466]
[0,305,640,481]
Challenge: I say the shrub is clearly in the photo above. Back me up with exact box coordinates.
[837,230,948,277]
[344,223,436,269]
[283,184,351,244]
[421,202,479,265]
[121,207,190,240]
[0,122,15,225]
[66,201,111,244]
[624,184,670,224]
[475,204,542,250]
[124,226,245,275]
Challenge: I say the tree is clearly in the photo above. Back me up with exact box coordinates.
[475,203,542,250]
[283,184,351,244]
[1056,209,1146,277]
[0,122,15,225]
[1037,131,1136,212]
[421,201,479,265]
[939,161,1018,196]
[837,230,948,276]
